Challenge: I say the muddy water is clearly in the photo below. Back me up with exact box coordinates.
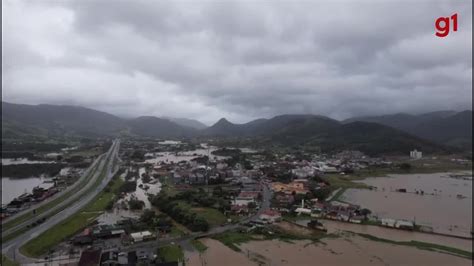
[185,238,256,266]
[145,147,229,164]
[296,219,472,252]
[119,167,161,209]
[342,172,472,237]
[188,236,471,266]
[239,236,471,266]
[1,176,54,204]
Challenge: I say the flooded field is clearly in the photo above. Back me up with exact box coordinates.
[1,158,55,165]
[145,147,228,164]
[1,176,54,203]
[341,172,472,237]
[295,219,472,252]
[186,235,471,266]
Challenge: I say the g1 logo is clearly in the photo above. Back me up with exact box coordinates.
[435,13,458,38]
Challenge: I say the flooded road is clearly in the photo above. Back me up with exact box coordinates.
[341,172,472,237]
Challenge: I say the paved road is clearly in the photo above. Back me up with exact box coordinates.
[1,153,105,229]
[121,181,273,251]
[2,154,107,237]
[2,140,121,264]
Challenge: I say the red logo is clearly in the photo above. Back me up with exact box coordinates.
[435,13,458,38]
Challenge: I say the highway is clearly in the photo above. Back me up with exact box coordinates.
[1,153,105,229]
[3,144,272,264]
[2,139,121,264]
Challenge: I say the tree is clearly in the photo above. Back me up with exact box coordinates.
[359,208,372,218]
[247,202,257,210]
[312,187,332,201]
[399,163,412,171]
[140,209,156,226]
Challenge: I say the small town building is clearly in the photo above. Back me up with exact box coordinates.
[259,209,282,223]
[78,248,102,266]
[130,231,154,242]
[410,149,422,159]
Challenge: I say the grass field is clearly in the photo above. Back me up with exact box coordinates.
[174,200,227,227]
[323,174,370,190]
[212,231,259,251]
[20,175,123,258]
[1,254,19,266]
[190,239,208,253]
[191,207,227,226]
[157,244,184,263]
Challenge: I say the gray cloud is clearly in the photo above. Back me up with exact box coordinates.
[2,0,472,125]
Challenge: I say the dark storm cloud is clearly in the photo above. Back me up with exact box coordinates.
[2,0,472,124]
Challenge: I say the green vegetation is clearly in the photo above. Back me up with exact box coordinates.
[212,231,260,251]
[2,163,66,179]
[1,254,19,266]
[157,244,184,263]
[356,233,473,260]
[213,226,329,252]
[191,207,227,226]
[169,227,186,237]
[150,188,230,231]
[191,239,208,253]
[20,173,123,257]
[323,174,369,189]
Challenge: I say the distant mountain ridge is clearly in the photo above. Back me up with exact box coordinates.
[2,102,460,155]
[202,114,447,155]
[2,102,196,139]
[344,110,472,150]
[162,117,207,130]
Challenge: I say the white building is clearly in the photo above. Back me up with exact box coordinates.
[130,231,154,242]
[410,149,422,159]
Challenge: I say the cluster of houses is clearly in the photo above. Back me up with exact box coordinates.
[77,247,174,266]
[1,167,85,220]
[1,186,59,219]
[72,218,162,247]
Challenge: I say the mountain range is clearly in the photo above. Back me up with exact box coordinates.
[2,102,471,155]
[344,110,472,150]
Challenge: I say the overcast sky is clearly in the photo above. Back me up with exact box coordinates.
[2,0,472,125]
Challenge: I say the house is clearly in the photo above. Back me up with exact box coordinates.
[338,211,351,222]
[291,166,315,179]
[230,204,249,215]
[410,149,422,159]
[349,215,364,224]
[118,251,137,265]
[78,249,102,266]
[381,218,397,228]
[100,251,119,266]
[311,209,323,218]
[259,209,282,223]
[395,220,414,230]
[130,231,154,242]
[295,207,312,215]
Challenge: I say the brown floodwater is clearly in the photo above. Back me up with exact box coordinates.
[341,172,472,237]
[296,219,472,252]
[187,236,471,266]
